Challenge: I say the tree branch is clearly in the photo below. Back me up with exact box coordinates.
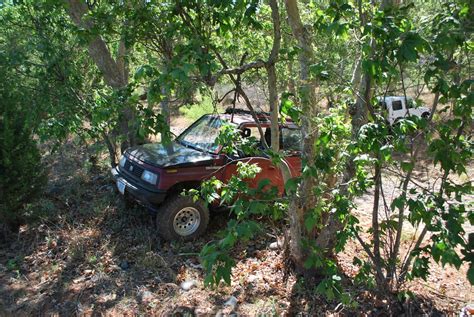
[65,0,126,88]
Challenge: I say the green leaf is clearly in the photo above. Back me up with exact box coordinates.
[401,161,414,172]
[305,212,318,232]
[221,232,237,248]
[391,196,405,212]
[410,257,430,280]
[285,178,299,194]
[459,4,469,17]
[468,265,474,285]
[309,63,330,80]
[362,60,378,77]
[257,178,271,191]
[134,65,154,80]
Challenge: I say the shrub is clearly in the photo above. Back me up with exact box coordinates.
[0,89,46,231]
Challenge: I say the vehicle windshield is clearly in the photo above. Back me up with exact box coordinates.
[176,115,223,153]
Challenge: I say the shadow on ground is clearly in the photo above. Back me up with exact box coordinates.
[0,140,227,315]
[0,139,465,316]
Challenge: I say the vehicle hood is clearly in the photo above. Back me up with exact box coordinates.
[126,141,216,168]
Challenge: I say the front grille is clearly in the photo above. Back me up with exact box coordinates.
[123,159,144,179]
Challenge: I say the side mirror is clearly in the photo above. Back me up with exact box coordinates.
[241,128,251,138]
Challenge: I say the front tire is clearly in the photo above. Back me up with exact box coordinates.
[157,195,209,241]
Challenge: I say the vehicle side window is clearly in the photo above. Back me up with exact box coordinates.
[236,126,265,158]
[281,128,302,152]
[248,127,262,140]
[392,100,403,111]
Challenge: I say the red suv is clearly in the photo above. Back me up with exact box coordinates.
[111,110,302,240]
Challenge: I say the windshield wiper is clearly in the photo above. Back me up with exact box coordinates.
[177,139,205,152]
[179,139,220,155]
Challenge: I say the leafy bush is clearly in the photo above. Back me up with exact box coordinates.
[196,161,283,287]
[0,87,46,231]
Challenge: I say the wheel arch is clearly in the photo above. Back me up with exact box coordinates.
[165,181,201,199]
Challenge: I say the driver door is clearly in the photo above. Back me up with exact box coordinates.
[217,124,286,195]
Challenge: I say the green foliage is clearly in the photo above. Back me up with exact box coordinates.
[214,123,261,157]
[179,96,217,121]
[197,104,353,300]
[342,0,473,291]
[280,0,474,297]
[196,157,283,287]
[0,1,109,145]
[0,62,46,230]
[280,93,301,124]
[0,114,46,229]
[350,108,472,288]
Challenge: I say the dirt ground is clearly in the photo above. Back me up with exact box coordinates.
[0,118,472,316]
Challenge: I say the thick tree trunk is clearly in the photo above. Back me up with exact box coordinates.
[282,29,297,96]
[287,62,297,96]
[66,1,127,89]
[351,56,362,92]
[65,0,136,162]
[285,0,321,272]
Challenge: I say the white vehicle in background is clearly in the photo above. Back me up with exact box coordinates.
[377,96,431,125]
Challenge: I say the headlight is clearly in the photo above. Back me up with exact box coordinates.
[119,155,127,167]
[141,170,158,185]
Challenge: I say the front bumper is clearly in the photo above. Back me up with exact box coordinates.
[111,166,167,208]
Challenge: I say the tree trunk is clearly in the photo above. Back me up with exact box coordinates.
[351,56,362,92]
[161,86,171,126]
[282,31,297,96]
[285,0,321,273]
[160,39,174,127]
[267,0,281,152]
[313,0,401,270]
[101,131,117,168]
[313,1,373,256]
[268,65,280,151]
[65,0,136,163]
[66,0,127,88]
